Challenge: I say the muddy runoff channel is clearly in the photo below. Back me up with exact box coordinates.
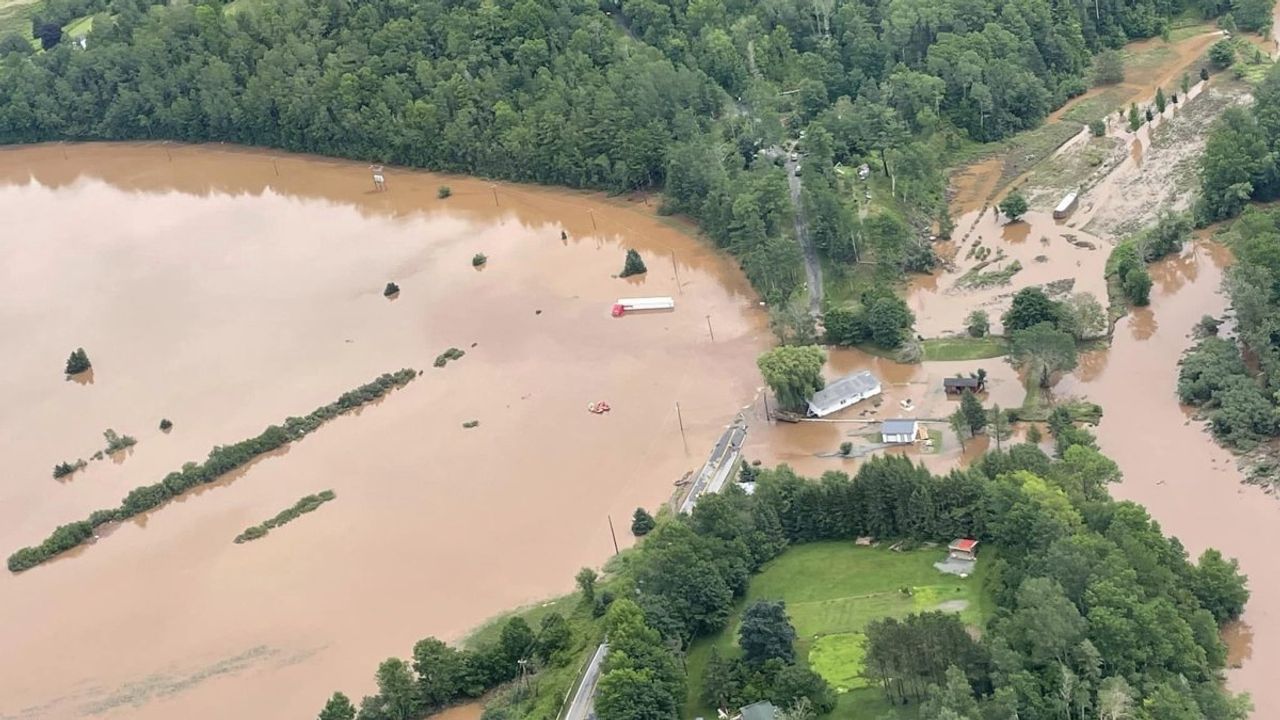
[0,143,776,720]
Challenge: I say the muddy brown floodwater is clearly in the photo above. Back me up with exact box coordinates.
[0,143,774,720]
[1056,240,1279,715]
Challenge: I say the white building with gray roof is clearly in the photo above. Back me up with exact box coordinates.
[806,370,881,418]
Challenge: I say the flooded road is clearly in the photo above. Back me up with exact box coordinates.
[0,143,772,720]
[1057,241,1278,714]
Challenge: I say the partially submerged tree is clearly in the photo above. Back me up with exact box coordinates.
[1011,322,1078,388]
[999,191,1028,222]
[65,348,91,375]
[620,249,647,277]
[757,345,826,411]
[966,309,989,337]
[1003,287,1060,334]
[770,301,817,346]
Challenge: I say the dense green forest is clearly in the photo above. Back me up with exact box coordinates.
[0,0,1201,303]
[1199,63,1280,223]
[332,423,1250,720]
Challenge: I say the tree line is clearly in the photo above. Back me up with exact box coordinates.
[318,609,580,720]
[233,489,337,543]
[1199,62,1280,223]
[7,369,418,572]
[0,0,1201,308]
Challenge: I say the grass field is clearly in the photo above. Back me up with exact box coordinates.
[63,13,92,38]
[683,542,992,719]
[0,0,40,39]
[921,336,1007,361]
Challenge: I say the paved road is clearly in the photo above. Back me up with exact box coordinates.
[678,418,748,514]
[784,154,823,316]
[564,643,608,720]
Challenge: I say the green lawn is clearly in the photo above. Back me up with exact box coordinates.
[922,336,1008,361]
[683,542,993,719]
[63,14,92,38]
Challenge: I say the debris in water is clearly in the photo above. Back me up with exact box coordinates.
[462,420,479,429]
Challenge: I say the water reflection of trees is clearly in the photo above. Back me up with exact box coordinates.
[1129,307,1158,341]
[1151,248,1199,295]
[1072,348,1110,382]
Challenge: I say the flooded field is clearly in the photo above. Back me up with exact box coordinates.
[0,143,773,720]
[908,208,1109,337]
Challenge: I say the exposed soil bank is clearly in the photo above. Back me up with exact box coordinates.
[1057,241,1277,714]
[0,143,772,720]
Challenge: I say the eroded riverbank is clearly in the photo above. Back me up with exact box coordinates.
[0,143,772,720]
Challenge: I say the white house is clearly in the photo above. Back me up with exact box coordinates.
[806,370,881,418]
[880,419,925,444]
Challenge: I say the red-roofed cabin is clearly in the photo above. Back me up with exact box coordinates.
[948,538,979,561]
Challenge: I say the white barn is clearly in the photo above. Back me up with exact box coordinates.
[806,370,881,418]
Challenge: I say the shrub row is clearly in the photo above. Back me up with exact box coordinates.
[8,369,418,572]
[234,490,336,544]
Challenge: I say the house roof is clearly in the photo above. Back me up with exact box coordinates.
[740,701,778,720]
[950,538,979,552]
[880,419,918,435]
[944,377,981,388]
[807,370,880,415]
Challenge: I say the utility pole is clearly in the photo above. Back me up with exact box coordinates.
[671,250,682,294]
[491,184,499,206]
[706,315,715,342]
[676,402,687,444]
[607,515,619,555]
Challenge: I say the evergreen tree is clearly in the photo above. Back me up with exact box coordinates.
[961,391,987,435]
[620,249,647,277]
[738,600,797,665]
[65,348,91,375]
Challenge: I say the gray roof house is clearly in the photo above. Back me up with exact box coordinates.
[738,701,778,720]
[881,419,924,444]
[807,370,882,418]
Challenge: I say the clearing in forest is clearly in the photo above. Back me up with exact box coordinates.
[682,542,991,720]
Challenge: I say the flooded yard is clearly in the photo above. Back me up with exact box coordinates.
[0,143,772,720]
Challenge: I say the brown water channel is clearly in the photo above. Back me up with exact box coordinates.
[1055,240,1277,713]
[0,143,773,720]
